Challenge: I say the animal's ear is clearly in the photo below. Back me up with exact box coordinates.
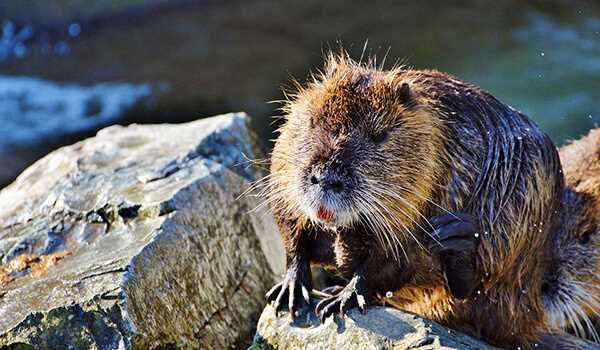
[398,82,411,104]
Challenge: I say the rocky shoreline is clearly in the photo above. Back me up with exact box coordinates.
[0,113,498,349]
[1,113,597,349]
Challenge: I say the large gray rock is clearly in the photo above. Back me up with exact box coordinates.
[252,302,499,350]
[0,113,284,349]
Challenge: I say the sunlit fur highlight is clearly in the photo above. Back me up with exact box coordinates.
[542,129,600,342]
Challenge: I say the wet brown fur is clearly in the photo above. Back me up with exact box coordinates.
[266,53,600,348]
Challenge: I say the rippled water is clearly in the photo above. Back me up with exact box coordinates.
[0,1,598,184]
[455,11,600,143]
[0,75,150,150]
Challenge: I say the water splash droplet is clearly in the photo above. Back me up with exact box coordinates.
[68,23,81,37]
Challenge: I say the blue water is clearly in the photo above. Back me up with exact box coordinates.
[454,12,600,144]
[0,75,150,150]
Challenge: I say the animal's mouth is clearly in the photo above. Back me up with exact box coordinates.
[311,202,358,227]
[298,177,357,226]
[316,205,336,223]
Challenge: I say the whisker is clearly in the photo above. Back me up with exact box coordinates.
[355,189,406,262]
[365,180,441,247]
[359,189,414,260]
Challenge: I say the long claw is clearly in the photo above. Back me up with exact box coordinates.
[315,296,332,315]
[265,281,282,300]
[320,302,335,322]
[315,275,370,321]
[288,282,296,311]
[321,285,344,295]
[302,286,310,303]
[265,265,312,317]
[357,294,367,314]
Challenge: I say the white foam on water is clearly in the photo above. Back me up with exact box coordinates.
[0,75,152,150]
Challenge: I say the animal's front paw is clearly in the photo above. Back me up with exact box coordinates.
[315,275,370,322]
[429,212,480,299]
[266,263,312,318]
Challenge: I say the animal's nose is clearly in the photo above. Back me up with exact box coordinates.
[323,179,345,193]
[310,171,345,193]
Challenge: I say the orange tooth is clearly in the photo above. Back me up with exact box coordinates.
[317,206,335,222]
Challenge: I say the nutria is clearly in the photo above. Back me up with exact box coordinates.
[263,53,600,349]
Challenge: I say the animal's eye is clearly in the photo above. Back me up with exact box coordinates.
[372,130,389,144]
[579,232,592,244]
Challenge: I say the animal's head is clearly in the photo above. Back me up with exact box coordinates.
[270,54,444,252]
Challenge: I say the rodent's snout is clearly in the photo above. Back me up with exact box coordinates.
[309,171,345,193]
[301,155,358,226]
[307,164,348,194]
[299,145,362,226]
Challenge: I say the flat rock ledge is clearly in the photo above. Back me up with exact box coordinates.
[0,113,284,349]
[252,302,498,350]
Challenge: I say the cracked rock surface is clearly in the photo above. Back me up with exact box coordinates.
[0,113,284,349]
[252,302,498,350]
